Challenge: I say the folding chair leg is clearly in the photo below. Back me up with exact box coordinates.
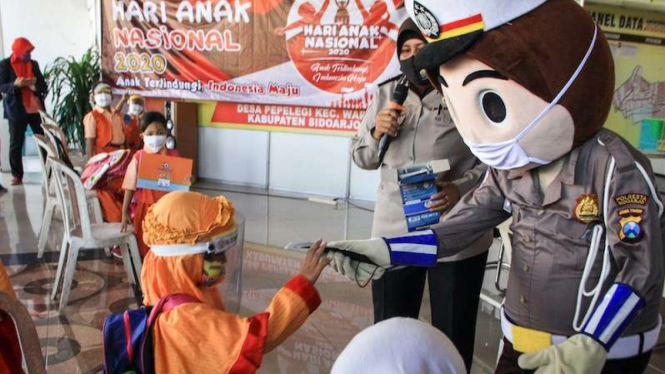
[58,243,80,312]
[127,235,142,288]
[37,201,56,258]
[51,240,69,301]
[120,243,135,287]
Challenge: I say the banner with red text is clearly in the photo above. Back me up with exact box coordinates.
[102,0,405,111]
[200,101,365,135]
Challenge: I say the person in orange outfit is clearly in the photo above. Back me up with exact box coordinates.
[83,82,126,222]
[116,93,144,153]
[121,111,179,257]
[141,191,330,374]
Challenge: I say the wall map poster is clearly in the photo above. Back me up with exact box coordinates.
[588,4,665,151]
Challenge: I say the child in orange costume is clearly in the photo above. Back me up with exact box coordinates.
[84,82,126,222]
[121,111,179,258]
[140,191,330,374]
[116,93,144,153]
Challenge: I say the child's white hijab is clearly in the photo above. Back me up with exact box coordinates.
[331,317,466,374]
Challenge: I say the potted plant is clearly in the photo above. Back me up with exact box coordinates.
[44,47,100,153]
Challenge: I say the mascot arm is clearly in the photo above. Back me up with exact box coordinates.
[451,159,488,196]
[329,169,509,273]
[583,162,662,349]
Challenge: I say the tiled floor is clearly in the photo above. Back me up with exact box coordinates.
[2,165,665,373]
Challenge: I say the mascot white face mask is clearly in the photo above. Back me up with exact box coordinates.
[439,28,597,170]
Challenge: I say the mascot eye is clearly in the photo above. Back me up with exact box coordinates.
[479,90,507,125]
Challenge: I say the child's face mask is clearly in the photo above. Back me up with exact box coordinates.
[95,93,112,108]
[144,135,167,153]
[201,252,227,287]
[128,102,143,116]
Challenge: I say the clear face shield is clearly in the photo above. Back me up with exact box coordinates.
[150,213,245,313]
[212,213,244,313]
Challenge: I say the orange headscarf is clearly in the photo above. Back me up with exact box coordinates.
[10,38,36,108]
[141,191,235,308]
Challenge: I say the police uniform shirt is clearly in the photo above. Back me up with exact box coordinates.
[351,77,492,262]
[433,129,664,336]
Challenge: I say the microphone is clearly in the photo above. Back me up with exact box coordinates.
[377,75,409,163]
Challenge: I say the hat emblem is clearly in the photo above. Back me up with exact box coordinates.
[413,1,440,38]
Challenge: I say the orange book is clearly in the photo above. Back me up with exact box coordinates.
[137,153,193,192]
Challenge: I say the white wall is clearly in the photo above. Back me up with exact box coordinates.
[269,132,350,197]
[197,127,381,201]
[198,127,269,187]
[0,0,95,170]
[0,0,95,69]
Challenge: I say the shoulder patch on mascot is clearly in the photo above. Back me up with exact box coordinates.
[574,194,599,224]
[615,193,648,207]
[618,208,644,243]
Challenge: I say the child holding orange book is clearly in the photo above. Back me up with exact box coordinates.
[121,111,179,257]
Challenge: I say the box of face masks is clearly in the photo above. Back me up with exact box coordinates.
[398,160,450,232]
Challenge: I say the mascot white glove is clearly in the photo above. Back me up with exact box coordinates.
[328,251,386,283]
[327,230,438,282]
[518,334,606,374]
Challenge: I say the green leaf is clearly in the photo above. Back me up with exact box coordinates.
[44,46,100,151]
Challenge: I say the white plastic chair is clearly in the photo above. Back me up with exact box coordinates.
[49,157,142,312]
[41,123,86,171]
[33,135,104,258]
[0,291,46,374]
[39,110,57,126]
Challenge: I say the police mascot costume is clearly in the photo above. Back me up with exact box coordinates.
[327,1,665,373]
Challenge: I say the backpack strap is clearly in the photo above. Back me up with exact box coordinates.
[138,294,200,374]
[146,293,200,328]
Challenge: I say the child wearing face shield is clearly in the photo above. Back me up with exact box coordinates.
[116,93,145,153]
[83,82,127,222]
[140,191,329,373]
[84,82,126,157]
[121,111,179,257]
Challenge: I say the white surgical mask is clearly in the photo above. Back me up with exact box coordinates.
[128,103,143,116]
[94,93,112,108]
[144,135,167,153]
[465,27,597,170]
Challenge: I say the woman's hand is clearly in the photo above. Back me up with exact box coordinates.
[372,109,401,139]
[429,181,461,213]
[298,240,332,284]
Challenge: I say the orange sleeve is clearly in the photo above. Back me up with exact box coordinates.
[122,158,139,191]
[83,112,96,139]
[262,275,321,353]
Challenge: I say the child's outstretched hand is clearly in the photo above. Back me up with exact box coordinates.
[298,240,332,284]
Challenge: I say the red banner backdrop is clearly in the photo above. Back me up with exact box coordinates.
[102,0,406,135]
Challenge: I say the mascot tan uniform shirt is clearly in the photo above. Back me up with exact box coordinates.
[351,78,491,262]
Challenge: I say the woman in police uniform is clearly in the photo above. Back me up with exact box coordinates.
[350,18,492,371]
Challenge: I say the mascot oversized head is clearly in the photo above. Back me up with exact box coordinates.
[409,0,614,171]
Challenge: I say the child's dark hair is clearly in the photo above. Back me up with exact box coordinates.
[141,111,168,132]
